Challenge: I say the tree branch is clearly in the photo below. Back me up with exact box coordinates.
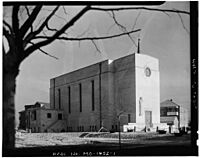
[110,11,126,32]
[25,6,33,32]
[109,11,137,46]
[3,27,10,39]
[3,27,15,53]
[34,29,141,41]
[24,5,91,59]
[35,6,59,34]
[25,6,31,16]
[20,5,42,38]
[3,20,13,35]
[62,6,68,15]
[23,6,59,46]
[42,8,67,21]
[12,5,20,35]
[91,40,101,53]
[132,10,142,30]
[177,12,189,34]
[46,23,59,32]
[38,48,59,60]
[90,6,190,15]
[29,42,58,59]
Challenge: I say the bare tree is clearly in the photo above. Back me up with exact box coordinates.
[3,3,189,150]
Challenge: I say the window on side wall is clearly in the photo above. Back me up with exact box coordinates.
[79,83,82,112]
[91,80,95,111]
[47,113,52,118]
[128,114,131,123]
[68,86,71,114]
[32,111,36,121]
[58,113,62,120]
[58,89,61,109]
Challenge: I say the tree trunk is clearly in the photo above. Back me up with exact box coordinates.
[3,67,19,150]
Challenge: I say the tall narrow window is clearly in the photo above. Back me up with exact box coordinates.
[68,86,71,113]
[139,97,142,116]
[91,80,95,111]
[31,111,37,121]
[53,79,56,109]
[128,114,131,123]
[79,83,82,112]
[58,89,61,109]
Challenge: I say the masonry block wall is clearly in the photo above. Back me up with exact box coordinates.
[49,53,160,132]
[135,54,160,126]
[50,60,115,131]
[114,55,136,125]
[39,109,65,132]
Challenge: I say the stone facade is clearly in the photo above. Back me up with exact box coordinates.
[50,53,160,132]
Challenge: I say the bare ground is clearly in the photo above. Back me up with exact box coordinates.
[3,132,195,156]
[15,131,191,148]
[15,132,88,147]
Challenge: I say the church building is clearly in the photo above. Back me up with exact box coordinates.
[49,53,161,132]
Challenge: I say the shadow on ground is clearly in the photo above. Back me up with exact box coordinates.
[3,143,197,157]
[4,132,197,156]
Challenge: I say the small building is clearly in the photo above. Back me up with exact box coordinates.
[19,102,66,133]
[160,99,189,132]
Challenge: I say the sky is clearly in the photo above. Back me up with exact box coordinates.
[8,2,190,126]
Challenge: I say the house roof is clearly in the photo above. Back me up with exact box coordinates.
[19,110,25,114]
[24,102,50,111]
[35,102,50,109]
[160,99,180,108]
[160,116,178,123]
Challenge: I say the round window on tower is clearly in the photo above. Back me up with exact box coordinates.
[145,67,151,77]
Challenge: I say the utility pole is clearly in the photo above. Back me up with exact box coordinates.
[118,116,121,150]
[178,105,180,130]
[117,111,124,150]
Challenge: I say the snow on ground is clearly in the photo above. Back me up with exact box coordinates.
[15,132,190,148]
[15,132,89,147]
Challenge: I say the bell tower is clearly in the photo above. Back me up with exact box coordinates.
[134,53,160,130]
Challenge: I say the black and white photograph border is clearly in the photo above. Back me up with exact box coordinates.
[2,1,198,157]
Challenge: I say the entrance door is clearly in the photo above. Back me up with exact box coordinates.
[145,111,152,128]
